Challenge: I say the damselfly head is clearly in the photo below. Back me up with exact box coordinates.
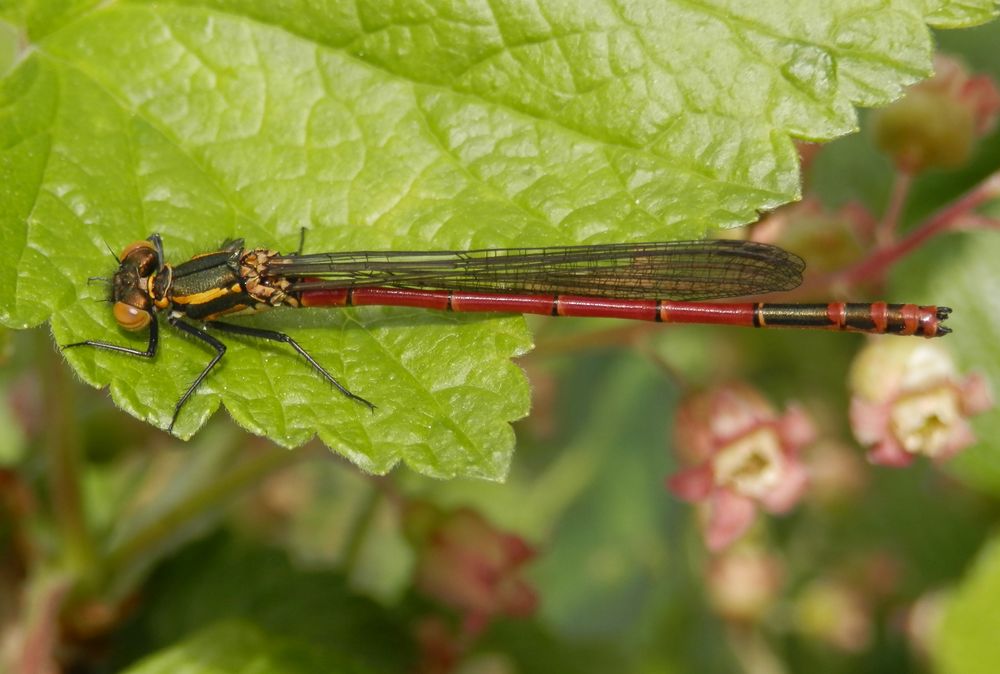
[107,240,159,330]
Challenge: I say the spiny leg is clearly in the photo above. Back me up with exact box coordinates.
[205,320,375,410]
[166,317,227,433]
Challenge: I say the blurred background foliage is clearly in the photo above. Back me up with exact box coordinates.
[2,11,1000,674]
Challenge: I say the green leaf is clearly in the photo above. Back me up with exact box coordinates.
[0,19,19,76]
[0,1,994,478]
[113,533,413,673]
[926,0,1000,28]
[0,382,26,466]
[120,620,374,674]
[935,536,1000,674]
[0,0,103,39]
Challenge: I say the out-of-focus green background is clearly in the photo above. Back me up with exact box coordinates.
[2,11,1000,674]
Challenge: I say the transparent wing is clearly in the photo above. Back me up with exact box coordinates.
[266,240,804,301]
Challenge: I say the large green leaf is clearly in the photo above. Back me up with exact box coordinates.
[935,536,1000,674]
[0,1,996,478]
[120,620,373,674]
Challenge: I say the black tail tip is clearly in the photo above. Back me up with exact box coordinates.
[937,306,953,319]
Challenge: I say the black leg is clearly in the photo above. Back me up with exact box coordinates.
[61,317,197,433]
[147,233,165,270]
[166,317,227,433]
[205,320,375,411]
[62,313,159,358]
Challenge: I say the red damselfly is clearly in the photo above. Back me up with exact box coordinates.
[63,235,951,432]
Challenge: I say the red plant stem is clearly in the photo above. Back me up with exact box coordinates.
[952,213,1000,231]
[877,171,913,246]
[820,170,1000,289]
[18,577,70,674]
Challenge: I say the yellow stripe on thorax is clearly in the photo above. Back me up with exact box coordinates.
[170,283,242,306]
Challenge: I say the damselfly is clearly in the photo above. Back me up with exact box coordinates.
[63,235,951,432]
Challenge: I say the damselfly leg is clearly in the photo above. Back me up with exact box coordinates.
[166,317,227,432]
[204,321,375,411]
[62,316,159,360]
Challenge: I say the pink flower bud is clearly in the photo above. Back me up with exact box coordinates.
[706,547,784,623]
[806,442,869,505]
[873,54,1000,173]
[849,340,993,467]
[794,579,873,653]
[413,616,461,674]
[405,504,538,635]
[753,198,871,274]
[667,383,815,551]
[925,55,1000,136]
[901,590,949,662]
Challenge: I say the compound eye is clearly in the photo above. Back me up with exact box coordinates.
[118,240,159,275]
[119,239,156,263]
[113,302,151,331]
